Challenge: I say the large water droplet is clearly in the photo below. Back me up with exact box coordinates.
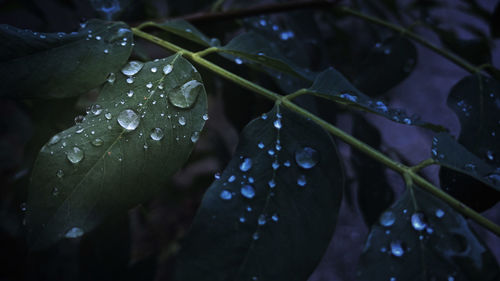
[64,227,84,238]
[390,240,405,257]
[168,80,202,109]
[121,60,144,76]
[239,158,252,172]
[67,147,84,164]
[295,147,319,169]
[411,212,427,231]
[241,185,256,199]
[150,128,164,141]
[219,189,232,200]
[117,109,140,131]
[379,211,396,227]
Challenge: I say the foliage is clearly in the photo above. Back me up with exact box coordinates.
[0,0,499,280]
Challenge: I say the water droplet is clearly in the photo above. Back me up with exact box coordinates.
[268,179,276,188]
[178,116,186,126]
[271,213,279,222]
[228,175,236,182]
[20,202,27,212]
[486,150,495,161]
[163,64,173,75]
[146,82,153,89]
[258,142,264,149]
[190,131,200,143]
[448,276,455,281]
[67,147,84,164]
[272,161,279,170]
[105,112,112,120]
[106,72,115,84]
[91,138,104,146]
[261,113,268,120]
[126,77,134,84]
[150,128,164,141]
[117,109,140,131]
[268,149,275,156]
[390,240,405,257]
[74,115,85,124]
[150,67,157,73]
[295,147,319,169]
[297,175,307,187]
[52,187,60,196]
[56,169,64,178]
[202,113,209,121]
[435,209,445,218]
[284,161,291,167]
[252,232,259,240]
[258,214,266,225]
[91,104,103,115]
[240,158,252,172]
[234,57,243,64]
[411,212,427,231]
[273,119,282,129]
[241,185,256,199]
[239,217,246,223]
[169,80,202,109]
[103,49,109,54]
[48,135,61,146]
[219,189,232,200]
[485,172,500,185]
[379,211,395,227]
[126,90,134,97]
[339,93,358,102]
[121,61,144,76]
[64,227,84,238]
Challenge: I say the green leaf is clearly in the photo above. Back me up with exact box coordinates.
[158,20,214,47]
[432,132,499,192]
[357,186,500,281]
[175,104,344,281]
[26,54,207,249]
[219,31,315,81]
[432,28,491,65]
[353,37,417,97]
[305,68,447,132]
[0,19,133,99]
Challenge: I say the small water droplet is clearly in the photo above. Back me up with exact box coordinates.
[411,212,427,231]
[268,179,276,188]
[284,161,291,167]
[121,61,144,76]
[150,67,157,73]
[241,185,255,199]
[64,227,84,238]
[91,104,103,115]
[485,172,500,185]
[214,173,221,180]
[56,169,64,178]
[252,232,259,240]
[74,115,85,124]
[390,240,405,257]
[106,72,115,84]
[146,82,153,89]
[163,64,173,75]
[169,80,202,109]
[234,57,243,65]
[240,158,252,172]
[486,150,495,161]
[380,211,396,227]
[105,112,112,120]
[190,131,200,143]
[273,119,282,129]
[178,116,186,126]
[297,175,307,187]
[258,142,264,149]
[272,161,279,170]
[339,93,358,102]
[268,149,275,156]
[126,77,134,84]
[258,214,266,225]
[219,189,232,200]
[271,213,279,222]
[202,113,209,121]
[117,109,140,131]
[67,147,84,164]
[228,175,236,182]
[52,187,60,196]
[239,217,246,223]
[48,135,61,146]
[103,49,109,54]
[150,128,164,141]
[20,202,27,212]
[435,209,445,218]
[91,138,104,146]
[295,147,319,169]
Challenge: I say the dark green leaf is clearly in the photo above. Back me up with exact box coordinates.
[432,28,491,65]
[158,20,214,47]
[305,68,447,132]
[219,31,315,81]
[492,2,500,38]
[26,54,207,249]
[175,104,344,281]
[438,75,500,211]
[432,132,499,192]
[352,115,394,226]
[0,19,133,99]
[354,37,417,97]
[357,186,500,281]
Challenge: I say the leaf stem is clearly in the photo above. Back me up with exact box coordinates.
[284,88,309,100]
[410,158,437,173]
[195,47,219,57]
[132,28,500,237]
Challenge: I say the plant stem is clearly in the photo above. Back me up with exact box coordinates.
[132,29,500,237]
[410,158,437,173]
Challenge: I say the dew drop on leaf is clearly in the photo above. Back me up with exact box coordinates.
[202,113,209,121]
[64,227,84,238]
[241,185,256,199]
[258,214,266,225]
[379,211,396,227]
[228,175,236,183]
[271,213,279,222]
[150,128,164,141]
[105,112,112,120]
[295,147,318,169]
[219,189,232,200]
[91,138,103,147]
[56,169,64,178]
[117,109,140,131]
[297,174,307,187]
[121,60,144,76]
[411,212,427,231]
[168,80,202,109]
[268,179,276,188]
[435,209,445,218]
[239,158,252,172]
[252,232,259,240]
[190,131,200,143]
[163,64,173,75]
[150,67,157,73]
[48,135,61,146]
[91,104,103,116]
[178,116,186,126]
[390,240,405,257]
[106,72,115,84]
[273,119,282,129]
[67,147,84,164]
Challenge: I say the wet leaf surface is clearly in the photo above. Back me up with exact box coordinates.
[0,19,133,99]
[175,104,344,281]
[158,20,214,47]
[26,54,207,249]
[357,186,500,281]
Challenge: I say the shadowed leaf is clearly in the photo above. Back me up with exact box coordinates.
[175,104,343,281]
[157,20,214,47]
[26,54,207,249]
[0,19,133,99]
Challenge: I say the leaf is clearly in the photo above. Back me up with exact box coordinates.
[492,2,500,38]
[175,104,344,281]
[437,74,500,211]
[432,28,491,65]
[158,20,214,47]
[357,186,500,281]
[0,19,133,99]
[219,31,315,81]
[352,115,394,226]
[353,37,417,97]
[305,68,447,132]
[432,132,499,192]
[26,54,207,250]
